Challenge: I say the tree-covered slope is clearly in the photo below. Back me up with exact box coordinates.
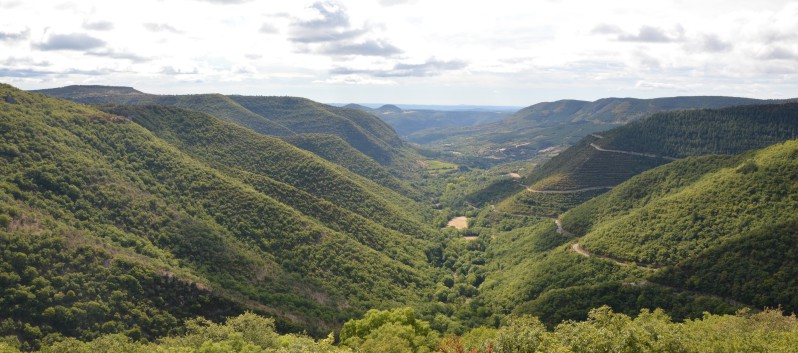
[499,103,798,217]
[476,216,738,327]
[32,86,295,137]
[282,133,419,198]
[572,140,798,265]
[33,85,408,166]
[476,141,798,327]
[557,140,798,313]
[230,96,402,164]
[102,105,434,239]
[596,103,798,157]
[414,96,780,162]
[0,84,437,348]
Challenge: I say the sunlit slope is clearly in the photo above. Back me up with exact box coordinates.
[103,104,434,238]
[559,141,798,312]
[230,96,402,164]
[34,85,409,166]
[33,85,295,136]
[283,133,420,198]
[568,140,798,265]
[499,103,798,217]
[0,84,437,344]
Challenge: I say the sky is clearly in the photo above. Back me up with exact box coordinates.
[1,0,797,106]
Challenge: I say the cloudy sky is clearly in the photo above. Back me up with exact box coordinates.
[1,0,797,105]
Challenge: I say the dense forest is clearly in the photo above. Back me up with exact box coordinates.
[500,103,798,218]
[4,82,798,352]
[9,307,798,352]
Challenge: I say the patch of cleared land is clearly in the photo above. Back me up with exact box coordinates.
[507,172,521,178]
[447,216,468,230]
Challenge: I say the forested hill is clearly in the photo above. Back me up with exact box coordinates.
[0,83,439,349]
[32,86,295,137]
[498,103,798,217]
[596,103,798,157]
[412,95,791,163]
[33,85,403,165]
[560,139,798,312]
[509,95,771,125]
[475,138,798,334]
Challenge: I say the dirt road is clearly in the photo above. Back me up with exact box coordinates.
[590,143,678,161]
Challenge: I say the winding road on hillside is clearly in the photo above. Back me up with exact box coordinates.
[523,141,679,194]
[570,241,661,269]
[527,186,615,194]
[555,219,571,235]
[590,143,678,161]
[555,219,660,269]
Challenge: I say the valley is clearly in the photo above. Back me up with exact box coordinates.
[2,83,798,352]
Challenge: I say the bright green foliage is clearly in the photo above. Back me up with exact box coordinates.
[282,134,419,198]
[340,308,439,353]
[501,103,798,217]
[451,306,798,353]
[101,105,434,240]
[653,219,798,311]
[578,140,798,265]
[229,95,402,164]
[560,155,740,237]
[27,309,798,353]
[492,316,546,353]
[36,312,350,353]
[554,140,798,314]
[33,85,407,166]
[0,83,438,348]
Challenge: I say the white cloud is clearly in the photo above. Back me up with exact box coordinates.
[35,33,106,51]
[315,74,396,85]
[1,0,797,104]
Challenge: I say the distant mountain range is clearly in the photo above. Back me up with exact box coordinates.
[412,96,798,164]
[341,102,512,138]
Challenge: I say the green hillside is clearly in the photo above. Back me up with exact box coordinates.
[0,84,438,348]
[101,105,433,239]
[282,133,420,198]
[477,217,738,327]
[8,81,798,352]
[596,103,798,157]
[33,86,407,167]
[499,103,798,217]
[415,96,784,164]
[573,141,798,265]
[557,140,798,312]
[230,96,402,164]
[472,139,798,328]
[31,86,295,137]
